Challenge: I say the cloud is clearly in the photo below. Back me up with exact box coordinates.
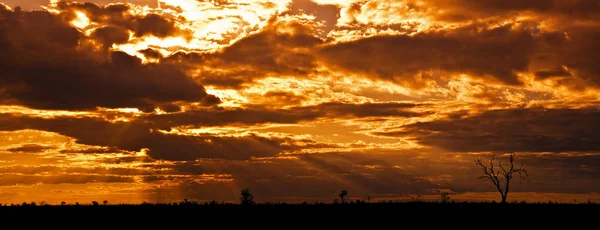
[0,102,423,160]
[0,6,219,110]
[0,174,135,186]
[89,25,131,48]
[1,1,159,10]
[0,0,599,202]
[164,16,323,89]
[532,25,600,89]
[144,102,424,127]
[431,0,600,21]
[55,1,187,39]
[338,0,600,24]
[6,144,55,153]
[394,108,600,152]
[320,23,534,87]
[0,114,290,160]
[288,0,341,36]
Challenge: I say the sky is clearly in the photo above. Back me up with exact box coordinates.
[0,0,598,204]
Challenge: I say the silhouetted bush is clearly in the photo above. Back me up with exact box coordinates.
[339,190,348,203]
[240,188,255,205]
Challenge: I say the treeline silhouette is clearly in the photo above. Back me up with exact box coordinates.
[3,188,598,207]
[2,198,597,222]
[1,189,597,224]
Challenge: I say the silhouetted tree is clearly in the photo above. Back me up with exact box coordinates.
[475,154,528,203]
[441,192,451,203]
[92,201,99,206]
[339,189,348,203]
[60,201,66,206]
[240,188,255,205]
[103,200,108,205]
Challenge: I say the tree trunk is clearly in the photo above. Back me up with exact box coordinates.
[502,179,510,203]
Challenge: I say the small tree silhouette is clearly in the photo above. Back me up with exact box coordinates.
[441,192,451,203]
[240,188,255,205]
[339,189,348,203]
[475,154,528,203]
[91,201,99,206]
[60,201,66,206]
[103,200,108,205]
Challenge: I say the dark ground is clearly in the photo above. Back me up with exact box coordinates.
[1,202,597,224]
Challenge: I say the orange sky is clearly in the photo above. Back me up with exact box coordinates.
[0,0,598,204]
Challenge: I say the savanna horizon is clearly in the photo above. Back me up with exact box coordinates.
[0,0,598,205]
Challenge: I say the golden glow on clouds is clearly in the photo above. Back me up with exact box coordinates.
[0,106,97,118]
[71,11,91,29]
[1,0,600,203]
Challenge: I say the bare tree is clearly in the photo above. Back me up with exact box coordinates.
[475,154,528,203]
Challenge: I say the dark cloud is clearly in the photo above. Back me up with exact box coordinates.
[90,25,131,48]
[0,6,219,110]
[56,1,187,39]
[138,48,164,59]
[394,108,600,152]
[327,1,600,89]
[0,174,134,186]
[433,0,600,21]
[0,114,289,160]
[143,102,424,127]
[59,146,124,154]
[215,20,321,72]
[1,1,159,10]
[535,26,600,88]
[289,0,340,36]
[0,102,423,160]
[320,23,534,87]
[164,18,323,89]
[535,67,572,79]
[338,0,599,23]
[6,144,55,153]
[132,13,180,38]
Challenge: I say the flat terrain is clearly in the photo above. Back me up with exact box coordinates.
[1,202,597,221]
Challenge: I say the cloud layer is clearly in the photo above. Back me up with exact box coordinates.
[0,0,599,203]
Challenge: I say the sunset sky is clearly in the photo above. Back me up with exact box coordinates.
[0,0,598,204]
